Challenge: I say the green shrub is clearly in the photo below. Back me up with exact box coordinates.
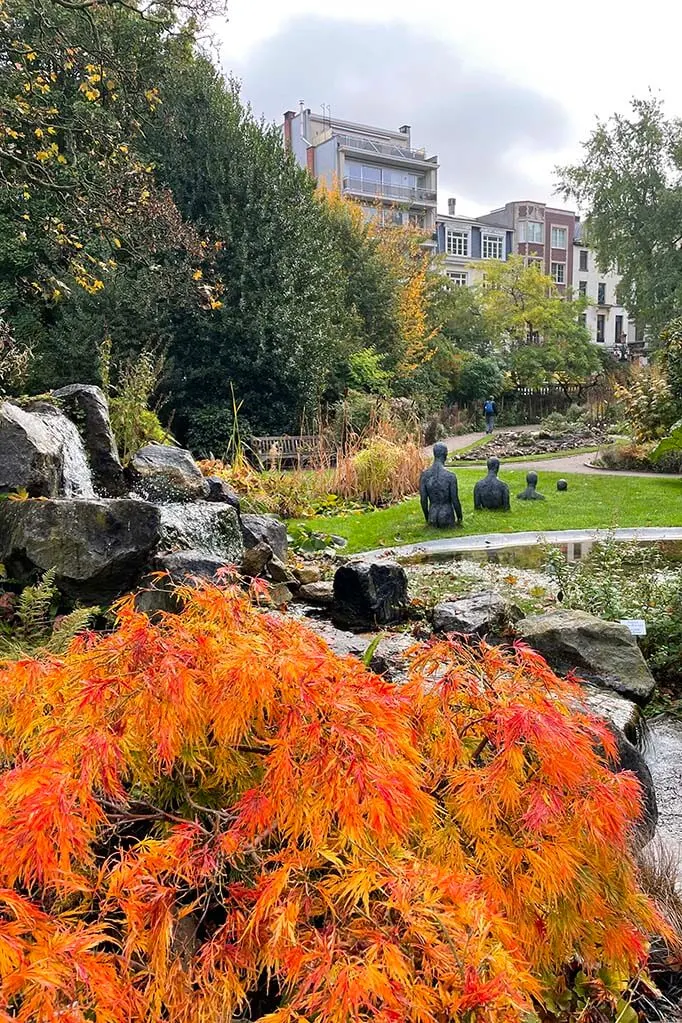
[596,442,682,474]
[614,367,678,443]
[184,404,252,461]
[544,537,682,690]
[101,345,174,464]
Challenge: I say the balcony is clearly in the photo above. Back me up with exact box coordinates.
[343,177,437,205]
[336,133,435,163]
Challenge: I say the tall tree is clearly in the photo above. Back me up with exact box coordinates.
[473,256,600,391]
[141,61,351,441]
[558,96,682,336]
[0,0,216,389]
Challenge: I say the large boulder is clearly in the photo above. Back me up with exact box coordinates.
[433,591,521,637]
[645,715,682,866]
[205,476,241,513]
[297,581,334,607]
[130,444,209,503]
[240,513,288,563]
[52,384,123,494]
[0,401,94,498]
[516,609,656,703]
[299,617,369,659]
[333,559,408,628]
[0,498,160,601]
[136,550,232,616]
[576,685,657,847]
[158,504,244,563]
[368,633,415,682]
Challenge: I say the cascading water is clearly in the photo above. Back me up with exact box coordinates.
[33,406,95,498]
[158,503,243,560]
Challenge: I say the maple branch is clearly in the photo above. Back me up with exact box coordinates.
[98,796,209,832]
[470,736,490,764]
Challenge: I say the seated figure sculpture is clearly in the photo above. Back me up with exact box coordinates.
[473,457,510,511]
[420,443,463,528]
[517,470,545,501]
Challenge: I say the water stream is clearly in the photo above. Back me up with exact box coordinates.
[35,406,95,498]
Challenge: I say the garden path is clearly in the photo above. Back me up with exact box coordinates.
[436,429,681,479]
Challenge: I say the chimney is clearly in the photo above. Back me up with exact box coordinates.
[283,110,296,149]
[399,124,411,136]
[448,197,457,216]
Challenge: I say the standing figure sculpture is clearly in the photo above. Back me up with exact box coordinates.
[474,457,510,511]
[420,443,463,528]
[517,471,545,501]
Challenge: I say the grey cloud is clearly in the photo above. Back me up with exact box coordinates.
[226,17,573,206]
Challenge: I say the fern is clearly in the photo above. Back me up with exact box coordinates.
[15,568,58,641]
[0,570,97,658]
[46,607,98,654]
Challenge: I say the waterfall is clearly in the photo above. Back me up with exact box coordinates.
[158,503,242,559]
[33,406,95,498]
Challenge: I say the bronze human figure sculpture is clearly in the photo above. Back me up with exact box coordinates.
[420,443,463,528]
[473,457,510,511]
[517,470,545,501]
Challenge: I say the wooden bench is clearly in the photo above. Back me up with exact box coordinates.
[250,435,329,469]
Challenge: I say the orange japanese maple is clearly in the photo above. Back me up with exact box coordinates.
[0,581,660,1022]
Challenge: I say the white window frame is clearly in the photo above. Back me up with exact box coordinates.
[482,233,504,260]
[551,225,568,249]
[520,221,543,243]
[446,271,468,286]
[596,313,606,343]
[551,261,566,284]
[445,229,469,257]
[578,280,588,297]
[526,257,543,271]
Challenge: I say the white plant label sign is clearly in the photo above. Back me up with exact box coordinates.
[620,619,647,637]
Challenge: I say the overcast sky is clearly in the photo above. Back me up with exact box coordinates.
[214,0,681,216]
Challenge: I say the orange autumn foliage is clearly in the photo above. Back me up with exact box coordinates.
[316,182,441,382]
[0,582,661,1023]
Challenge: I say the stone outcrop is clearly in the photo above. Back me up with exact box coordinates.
[333,559,408,628]
[368,633,415,682]
[433,592,520,636]
[241,513,288,563]
[52,384,123,494]
[131,444,209,503]
[0,498,160,601]
[300,617,369,659]
[0,401,94,498]
[158,503,244,563]
[297,581,334,606]
[205,476,242,512]
[516,609,656,703]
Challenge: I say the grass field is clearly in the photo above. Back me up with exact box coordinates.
[297,469,682,554]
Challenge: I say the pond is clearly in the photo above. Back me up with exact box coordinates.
[371,527,682,570]
[402,538,682,571]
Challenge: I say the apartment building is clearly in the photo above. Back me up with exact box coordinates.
[283,106,439,232]
[437,199,512,286]
[478,199,576,289]
[572,223,643,355]
[436,195,644,357]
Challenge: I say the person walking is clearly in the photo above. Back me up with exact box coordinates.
[483,395,497,434]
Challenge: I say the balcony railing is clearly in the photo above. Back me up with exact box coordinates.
[343,177,437,204]
[336,133,432,162]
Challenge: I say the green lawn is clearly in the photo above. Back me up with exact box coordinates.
[298,469,682,554]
